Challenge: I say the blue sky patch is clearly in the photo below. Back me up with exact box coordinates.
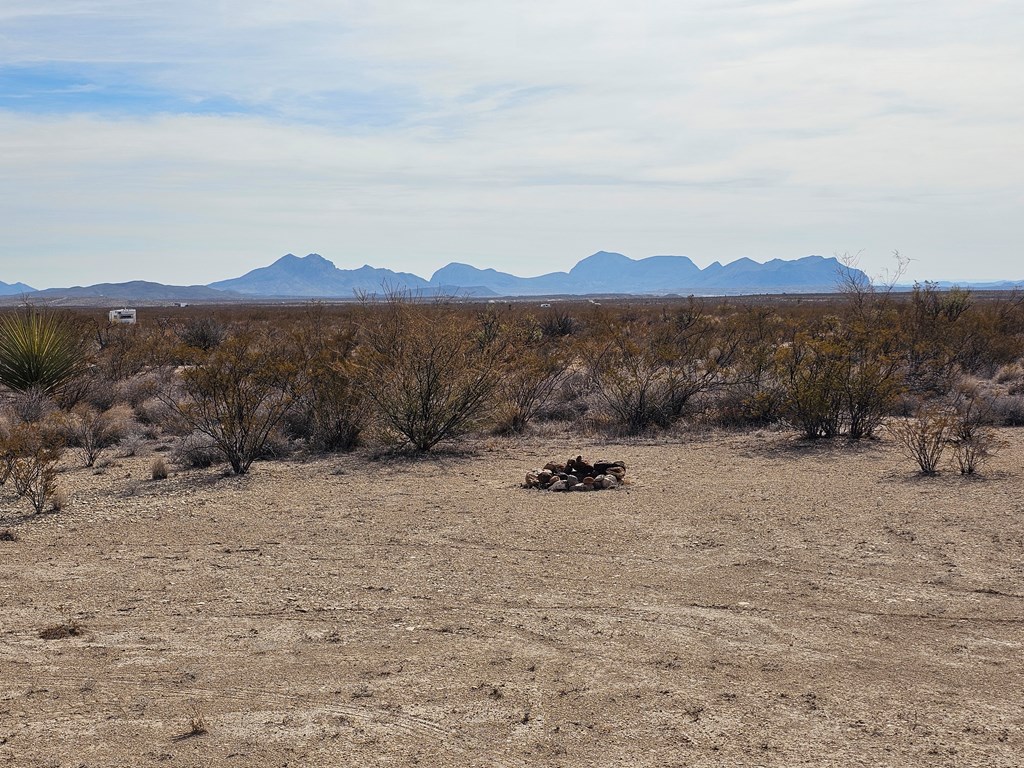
[0,63,258,117]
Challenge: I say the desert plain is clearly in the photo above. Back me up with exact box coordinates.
[2,428,1022,767]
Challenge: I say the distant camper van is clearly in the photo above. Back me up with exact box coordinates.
[108,308,137,324]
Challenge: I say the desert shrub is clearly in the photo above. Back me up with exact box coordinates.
[58,404,133,467]
[176,317,226,352]
[993,362,1024,399]
[1,423,64,513]
[92,320,149,381]
[710,388,782,429]
[114,372,163,409]
[356,300,503,451]
[114,431,148,457]
[172,430,222,468]
[493,323,571,434]
[778,310,903,440]
[533,368,592,423]
[591,303,739,434]
[901,283,974,395]
[54,367,115,411]
[715,307,786,427]
[659,302,742,422]
[954,293,1024,378]
[475,305,508,349]
[4,387,59,425]
[0,308,88,396]
[163,327,298,474]
[591,330,676,433]
[841,338,904,440]
[987,394,1024,426]
[887,404,954,475]
[135,394,176,430]
[538,308,580,339]
[948,389,998,475]
[287,307,364,452]
[778,328,846,439]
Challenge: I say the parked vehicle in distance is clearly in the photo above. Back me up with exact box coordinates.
[108,308,137,324]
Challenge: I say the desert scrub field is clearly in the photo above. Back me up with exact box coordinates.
[1,285,1022,482]
[1,289,1024,765]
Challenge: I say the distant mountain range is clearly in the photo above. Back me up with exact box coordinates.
[208,254,439,296]
[2,252,1020,303]
[27,281,241,302]
[0,279,36,296]
[208,251,865,298]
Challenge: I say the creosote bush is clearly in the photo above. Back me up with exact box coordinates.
[888,404,953,475]
[163,327,298,474]
[948,389,998,475]
[356,299,504,451]
[286,305,364,451]
[176,317,226,352]
[58,403,133,467]
[172,431,221,469]
[0,422,64,513]
[492,317,571,434]
[591,302,740,434]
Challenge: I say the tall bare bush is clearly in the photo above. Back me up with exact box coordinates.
[58,404,133,467]
[949,389,997,475]
[0,422,64,514]
[163,327,298,474]
[888,404,953,475]
[779,326,846,439]
[356,300,503,451]
[592,302,739,434]
[288,305,364,452]
[492,316,570,434]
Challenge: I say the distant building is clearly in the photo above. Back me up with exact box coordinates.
[108,308,137,324]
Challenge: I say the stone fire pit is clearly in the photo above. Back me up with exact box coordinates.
[524,456,627,491]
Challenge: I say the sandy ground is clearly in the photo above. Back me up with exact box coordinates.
[1,428,1022,767]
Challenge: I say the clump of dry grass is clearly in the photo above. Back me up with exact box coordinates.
[186,701,208,736]
[151,456,169,481]
[172,701,208,741]
[994,361,1024,388]
[39,618,84,640]
[49,489,68,512]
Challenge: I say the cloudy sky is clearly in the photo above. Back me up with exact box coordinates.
[1,1,1021,289]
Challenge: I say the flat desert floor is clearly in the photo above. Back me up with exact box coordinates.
[2,428,1022,767]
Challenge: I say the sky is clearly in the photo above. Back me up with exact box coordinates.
[1,0,1021,289]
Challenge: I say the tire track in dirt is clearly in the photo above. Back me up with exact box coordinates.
[8,669,523,768]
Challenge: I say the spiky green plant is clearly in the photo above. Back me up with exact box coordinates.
[0,309,87,394]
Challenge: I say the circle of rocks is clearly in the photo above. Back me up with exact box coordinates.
[524,455,626,492]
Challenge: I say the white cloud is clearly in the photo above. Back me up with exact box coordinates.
[1,1,1022,286]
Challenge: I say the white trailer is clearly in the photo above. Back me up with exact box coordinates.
[108,308,137,324]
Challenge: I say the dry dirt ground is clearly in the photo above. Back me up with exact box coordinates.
[2,428,1023,767]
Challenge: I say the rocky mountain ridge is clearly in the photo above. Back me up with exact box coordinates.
[11,251,1013,303]
[207,251,863,298]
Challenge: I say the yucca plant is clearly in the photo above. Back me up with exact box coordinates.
[0,309,87,395]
